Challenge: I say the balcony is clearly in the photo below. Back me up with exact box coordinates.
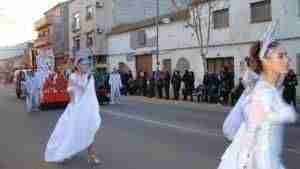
[34,17,51,31]
[34,36,51,48]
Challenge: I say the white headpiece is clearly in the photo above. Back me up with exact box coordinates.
[259,20,279,59]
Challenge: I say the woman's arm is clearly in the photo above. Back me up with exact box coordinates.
[239,90,271,169]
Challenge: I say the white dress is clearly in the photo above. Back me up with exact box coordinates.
[109,72,122,103]
[218,79,297,169]
[45,73,101,162]
[223,68,260,140]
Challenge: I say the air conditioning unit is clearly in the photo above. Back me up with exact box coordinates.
[97,27,104,34]
[96,1,104,8]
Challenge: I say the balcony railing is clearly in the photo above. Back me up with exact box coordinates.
[34,36,51,48]
[34,17,51,31]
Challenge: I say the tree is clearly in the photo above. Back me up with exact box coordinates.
[171,0,221,78]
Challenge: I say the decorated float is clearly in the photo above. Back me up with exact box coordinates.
[34,49,69,108]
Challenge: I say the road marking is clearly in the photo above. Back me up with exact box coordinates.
[102,109,300,156]
[103,109,221,137]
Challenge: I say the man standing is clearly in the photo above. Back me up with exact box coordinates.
[109,68,122,104]
[283,69,298,107]
[171,71,181,100]
[149,72,156,98]
[182,70,190,101]
[163,70,171,100]
[155,70,164,99]
[203,72,209,102]
[120,71,131,96]
[188,71,195,102]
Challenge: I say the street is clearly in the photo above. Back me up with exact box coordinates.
[1,85,300,169]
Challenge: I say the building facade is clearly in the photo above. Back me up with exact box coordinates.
[34,16,54,70]
[44,1,70,71]
[107,0,300,89]
[69,0,115,74]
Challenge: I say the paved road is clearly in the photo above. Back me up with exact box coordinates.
[0,85,300,169]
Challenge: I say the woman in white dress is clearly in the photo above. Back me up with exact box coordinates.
[45,57,102,165]
[223,42,261,141]
[217,40,297,169]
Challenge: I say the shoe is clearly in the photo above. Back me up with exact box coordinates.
[88,154,102,166]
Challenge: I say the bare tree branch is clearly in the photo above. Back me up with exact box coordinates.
[171,0,219,76]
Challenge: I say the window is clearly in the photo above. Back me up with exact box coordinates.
[298,0,300,17]
[213,9,229,29]
[130,30,146,49]
[73,36,80,51]
[206,57,234,73]
[86,32,94,47]
[38,32,43,38]
[86,6,93,20]
[250,0,272,23]
[137,30,146,46]
[297,54,300,78]
[73,13,80,31]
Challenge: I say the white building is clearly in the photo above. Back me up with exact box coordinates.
[107,0,300,89]
[69,0,114,73]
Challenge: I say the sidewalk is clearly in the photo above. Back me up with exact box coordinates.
[126,96,232,113]
[126,95,300,114]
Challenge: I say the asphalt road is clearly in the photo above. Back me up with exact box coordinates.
[1,85,300,169]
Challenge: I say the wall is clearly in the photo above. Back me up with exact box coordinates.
[107,0,300,85]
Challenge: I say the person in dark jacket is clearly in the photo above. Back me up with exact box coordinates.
[148,71,156,98]
[219,66,234,105]
[209,72,220,103]
[142,72,148,96]
[231,77,245,105]
[188,71,195,101]
[283,69,298,107]
[155,70,164,99]
[171,70,181,100]
[203,72,209,102]
[120,72,130,96]
[182,70,190,100]
[163,70,171,100]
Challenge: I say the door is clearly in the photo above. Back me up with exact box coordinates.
[163,59,172,73]
[135,54,153,76]
[207,57,234,73]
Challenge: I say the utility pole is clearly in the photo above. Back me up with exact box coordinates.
[155,0,160,71]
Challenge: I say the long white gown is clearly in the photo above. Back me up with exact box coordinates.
[218,79,297,169]
[109,72,122,103]
[223,68,260,140]
[45,73,101,162]
[24,77,33,112]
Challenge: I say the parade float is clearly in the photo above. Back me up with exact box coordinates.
[40,71,69,107]
[34,49,69,108]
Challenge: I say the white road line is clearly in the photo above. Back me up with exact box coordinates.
[103,109,221,137]
[102,109,300,156]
